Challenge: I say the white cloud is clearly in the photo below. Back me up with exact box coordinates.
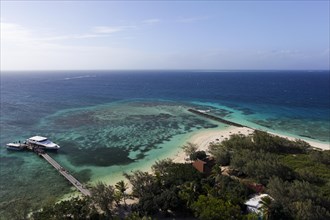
[0,22,113,45]
[37,34,111,41]
[0,22,137,46]
[0,21,158,70]
[1,22,34,42]
[92,25,136,34]
[142,19,160,25]
[0,19,166,71]
[2,21,327,71]
[177,16,209,23]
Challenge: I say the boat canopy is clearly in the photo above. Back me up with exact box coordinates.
[28,136,48,142]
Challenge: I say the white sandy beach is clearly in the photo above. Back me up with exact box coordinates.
[172,126,330,163]
[60,125,329,201]
[106,125,329,186]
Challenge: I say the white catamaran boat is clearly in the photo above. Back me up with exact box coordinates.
[27,136,60,150]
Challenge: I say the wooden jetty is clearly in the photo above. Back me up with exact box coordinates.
[188,109,247,128]
[6,137,91,196]
[39,153,91,197]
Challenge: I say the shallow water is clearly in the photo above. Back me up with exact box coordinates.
[0,100,222,217]
[1,70,329,217]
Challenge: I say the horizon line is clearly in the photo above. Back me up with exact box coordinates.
[1,69,329,72]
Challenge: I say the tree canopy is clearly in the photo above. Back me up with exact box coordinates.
[28,130,330,220]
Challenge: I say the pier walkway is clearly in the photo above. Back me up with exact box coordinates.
[188,109,247,128]
[40,153,91,197]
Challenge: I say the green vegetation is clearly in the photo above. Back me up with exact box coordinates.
[125,161,203,217]
[191,195,242,220]
[32,197,100,220]
[182,142,207,161]
[22,131,330,219]
[210,131,330,220]
[181,142,198,160]
[190,150,207,161]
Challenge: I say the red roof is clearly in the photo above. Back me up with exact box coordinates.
[192,157,215,174]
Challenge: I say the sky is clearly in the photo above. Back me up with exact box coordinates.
[1,1,329,71]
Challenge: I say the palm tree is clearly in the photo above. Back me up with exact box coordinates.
[259,196,273,220]
[115,180,128,207]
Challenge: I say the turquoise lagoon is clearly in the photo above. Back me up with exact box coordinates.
[1,71,329,216]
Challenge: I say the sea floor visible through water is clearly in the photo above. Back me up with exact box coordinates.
[1,100,329,207]
[1,71,329,217]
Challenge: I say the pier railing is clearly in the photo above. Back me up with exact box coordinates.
[40,153,91,196]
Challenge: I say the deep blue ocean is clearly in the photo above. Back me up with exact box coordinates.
[1,70,329,141]
[0,70,329,216]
